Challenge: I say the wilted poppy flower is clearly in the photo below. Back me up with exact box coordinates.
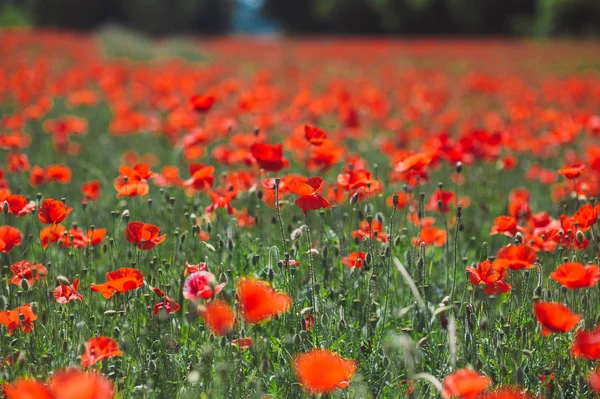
[0,225,23,253]
[54,279,83,304]
[294,349,357,394]
[494,244,537,270]
[558,163,585,179]
[342,251,367,268]
[533,301,581,336]
[183,270,225,301]
[38,198,72,225]
[198,299,235,336]
[0,304,37,335]
[48,368,115,399]
[287,176,330,213]
[8,260,47,287]
[304,125,327,146]
[550,262,600,289]
[81,336,123,367]
[190,94,215,112]
[250,143,288,172]
[90,268,144,299]
[572,326,600,360]
[2,378,52,399]
[81,180,101,202]
[236,277,292,324]
[124,221,166,250]
[3,194,35,217]
[442,368,491,399]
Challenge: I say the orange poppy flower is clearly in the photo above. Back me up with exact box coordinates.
[124,221,166,250]
[81,336,123,367]
[54,279,83,304]
[45,164,72,184]
[2,379,52,399]
[304,125,327,146]
[90,268,144,299]
[154,165,184,188]
[40,224,67,249]
[442,368,491,399]
[205,191,236,215]
[494,244,537,270]
[0,304,37,335]
[38,198,72,225]
[294,349,357,394]
[114,163,155,197]
[48,368,114,399]
[184,163,215,191]
[287,176,331,213]
[342,251,367,268]
[0,225,23,253]
[3,194,36,217]
[572,326,600,360]
[198,299,236,336]
[236,277,292,324]
[550,262,600,289]
[558,163,585,179]
[81,180,101,202]
[490,216,519,237]
[533,301,581,336]
[8,260,47,287]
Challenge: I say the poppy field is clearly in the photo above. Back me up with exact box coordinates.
[1,31,600,398]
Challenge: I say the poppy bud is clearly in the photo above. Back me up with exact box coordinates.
[169,197,175,206]
[227,238,234,251]
[307,248,319,257]
[576,230,585,243]
[293,334,302,346]
[20,279,29,292]
[2,201,8,215]
[104,310,117,316]
[350,192,359,205]
[207,222,212,233]
[365,252,372,265]
[338,318,347,332]
[291,225,306,241]
[393,194,399,206]
[122,209,130,221]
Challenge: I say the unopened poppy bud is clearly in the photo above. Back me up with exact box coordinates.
[207,222,212,233]
[169,197,175,206]
[322,246,328,258]
[307,248,319,257]
[104,310,117,316]
[534,286,543,297]
[147,198,152,208]
[291,225,306,241]
[271,215,277,225]
[252,254,260,265]
[227,238,234,251]
[217,239,224,250]
[456,162,462,173]
[366,214,373,224]
[267,268,274,282]
[20,279,29,292]
[576,230,585,242]
[2,201,8,215]
[365,252,372,265]
[56,275,71,285]
[254,127,260,136]
[393,194,399,206]
[122,209,130,220]
[349,192,359,205]
[293,334,302,346]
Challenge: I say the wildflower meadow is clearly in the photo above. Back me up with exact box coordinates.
[1,31,600,398]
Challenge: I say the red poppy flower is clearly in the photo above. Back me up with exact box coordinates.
[590,367,600,392]
[154,165,184,188]
[8,260,47,287]
[466,259,507,286]
[352,219,389,242]
[184,163,215,191]
[3,194,35,217]
[236,277,292,324]
[190,94,215,113]
[572,203,599,232]
[0,225,23,253]
[114,163,155,197]
[231,337,253,349]
[342,251,367,268]
[152,287,180,316]
[412,226,447,247]
[54,279,83,304]
[533,301,581,336]
[90,268,144,299]
[558,163,585,179]
[294,349,357,394]
[442,368,491,399]
[250,143,288,172]
[45,164,72,184]
[205,191,236,215]
[2,379,52,399]
[287,176,331,213]
[198,299,235,336]
[183,270,225,301]
[184,261,207,276]
[40,224,66,249]
[494,244,537,270]
[304,125,327,146]
[490,216,519,237]
[81,180,101,202]
[38,198,72,225]
[124,221,166,250]
[550,262,600,289]
[0,304,37,335]
[483,281,512,295]
[572,327,600,360]
[81,336,123,367]
[426,189,456,213]
[477,387,539,398]
[48,368,114,399]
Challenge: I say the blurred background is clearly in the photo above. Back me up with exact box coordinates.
[0,0,599,37]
